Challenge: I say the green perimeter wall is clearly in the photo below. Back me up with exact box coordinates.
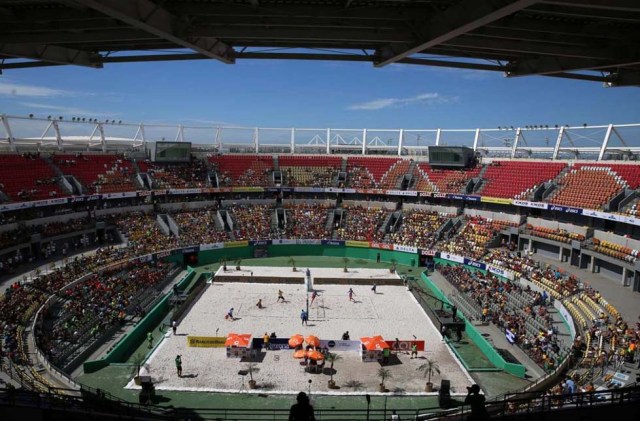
[83,269,197,373]
[198,244,416,267]
[420,271,526,378]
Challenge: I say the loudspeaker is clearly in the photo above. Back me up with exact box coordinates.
[438,379,452,409]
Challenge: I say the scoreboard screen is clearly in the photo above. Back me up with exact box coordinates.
[155,142,192,163]
[428,146,475,168]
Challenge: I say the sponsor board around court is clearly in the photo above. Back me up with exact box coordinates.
[224,240,250,248]
[187,336,227,348]
[481,196,513,205]
[385,340,425,351]
[346,240,369,248]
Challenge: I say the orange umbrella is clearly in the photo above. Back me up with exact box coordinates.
[305,335,320,347]
[288,334,304,348]
[293,349,307,359]
[225,333,252,347]
[306,350,325,361]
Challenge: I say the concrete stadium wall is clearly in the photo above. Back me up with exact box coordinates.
[527,217,589,237]
[403,202,459,215]
[343,200,397,210]
[464,209,524,224]
[594,229,640,250]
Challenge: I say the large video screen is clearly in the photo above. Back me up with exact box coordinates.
[155,142,192,163]
[428,146,474,168]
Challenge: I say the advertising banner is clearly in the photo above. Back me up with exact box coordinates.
[271,239,297,245]
[513,200,548,210]
[231,187,264,193]
[319,339,362,352]
[249,240,272,246]
[419,249,436,256]
[200,242,224,251]
[393,244,418,253]
[322,240,345,246]
[297,239,322,245]
[224,240,250,248]
[481,196,513,205]
[440,253,465,264]
[187,336,227,348]
[385,340,425,352]
[487,264,515,280]
[103,191,137,199]
[346,240,369,248]
[252,338,291,350]
[169,188,202,195]
[370,242,394,250]
[386,190,418,196]
[355,188,386,195]
[548,204,582,215]
[463,258,486,270]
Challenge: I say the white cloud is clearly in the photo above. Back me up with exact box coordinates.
[347,93,455,111]
[19,102,117,118]
[0,81,74,98]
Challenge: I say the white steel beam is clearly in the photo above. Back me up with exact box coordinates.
[362,129,367,155]
[552,126,565,160]
[73,0,234,64]
[290,128,295,154]
[0,115,16,152]
[472,129,480,151]
[375,0,537,67]
[98,124,107,152]
[598,124,614,161]
[511,128,521,158]
[52,121,63,151]
[398,129,404,156]
[326,128,331,154]
[435,128,441,146]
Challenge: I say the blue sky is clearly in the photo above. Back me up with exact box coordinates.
[1,58,640,130]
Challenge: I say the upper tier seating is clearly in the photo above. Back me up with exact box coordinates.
[52,154,137,194]
[548,166,625,210]
[284,203,332,239]
[0,154,65,201]
[623,197,640,217]
[146,161,209,189]
[414,163,482,193]
[346,157,400,186]
[336,205,388,241]
[575,163,640,189]
[208,155,274,186]
[479,161,566,199]
[279,155,342,187]
[389,210,452,249]
[379,160,412,189]
[230,204,279,240]
[441,217,516,260]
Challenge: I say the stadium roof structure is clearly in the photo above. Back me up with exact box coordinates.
[0,0,639,86]
[2,114,640,160]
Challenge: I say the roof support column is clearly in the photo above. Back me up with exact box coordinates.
[0,114,16,152]
[552,127,565,160]
[598,124,614,161]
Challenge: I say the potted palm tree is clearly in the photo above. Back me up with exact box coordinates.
[377,367,392,392]
[343,257,349,273]
[235,258,242,270]
[288,257,297,272]
[326,353,342,388]
[246,362,259,389]
[417,358,440,392]
[220,257,228,271]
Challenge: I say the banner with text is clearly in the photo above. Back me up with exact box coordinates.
[187,336,227,348]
